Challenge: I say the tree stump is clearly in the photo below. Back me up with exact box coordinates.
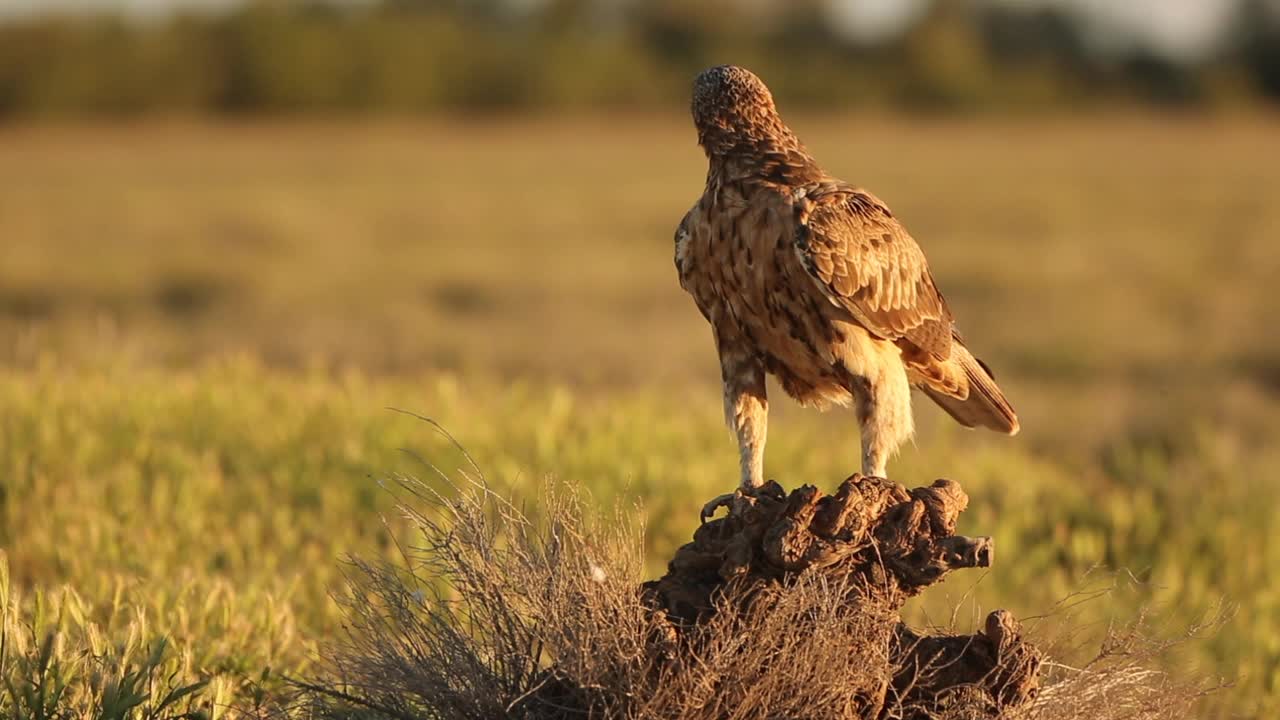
[642,474,1042,719]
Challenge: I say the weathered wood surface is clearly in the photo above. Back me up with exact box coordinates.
[641,474,1042,719]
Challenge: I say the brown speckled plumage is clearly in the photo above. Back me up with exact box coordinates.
[676,65,1018,493]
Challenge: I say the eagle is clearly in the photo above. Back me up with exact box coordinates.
[675,65,1018,516]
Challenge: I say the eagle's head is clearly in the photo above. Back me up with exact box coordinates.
[691,65,793,158]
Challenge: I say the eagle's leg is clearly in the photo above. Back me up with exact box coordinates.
[701,345,767,522]
[853,362,914,479]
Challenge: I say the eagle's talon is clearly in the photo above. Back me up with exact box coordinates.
[700,492,739,524]
[700,485,770,523]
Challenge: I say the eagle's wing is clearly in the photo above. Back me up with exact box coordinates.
[792,182,953,359]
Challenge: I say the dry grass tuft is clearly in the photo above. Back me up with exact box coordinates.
[298,469,1222,720]
[1012,599,1228,720]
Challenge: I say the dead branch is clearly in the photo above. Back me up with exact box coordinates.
[640,474,1041,719]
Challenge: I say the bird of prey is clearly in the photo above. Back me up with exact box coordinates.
[675,65,1018,514]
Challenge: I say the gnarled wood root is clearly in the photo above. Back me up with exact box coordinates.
[642,474,1042,719]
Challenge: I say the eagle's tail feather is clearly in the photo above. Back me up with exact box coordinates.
[921,345,1019,435]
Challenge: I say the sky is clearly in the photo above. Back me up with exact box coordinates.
[0,0,242,17]
[0,0,1249,61]
[826,0,1242,59]
[1064,0,1240,59]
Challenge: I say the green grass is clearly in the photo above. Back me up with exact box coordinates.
[1,361,1275,716]
[1,116,1278,716]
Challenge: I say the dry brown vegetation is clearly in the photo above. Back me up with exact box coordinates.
[298,465,1215,720]
[3,116,1277,459]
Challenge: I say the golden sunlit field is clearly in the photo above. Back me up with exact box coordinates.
[2,116,1278,717]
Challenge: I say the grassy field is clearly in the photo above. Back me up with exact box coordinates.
[1,116,1278,717]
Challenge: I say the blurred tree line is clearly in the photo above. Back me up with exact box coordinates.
[0,0,1278,118]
